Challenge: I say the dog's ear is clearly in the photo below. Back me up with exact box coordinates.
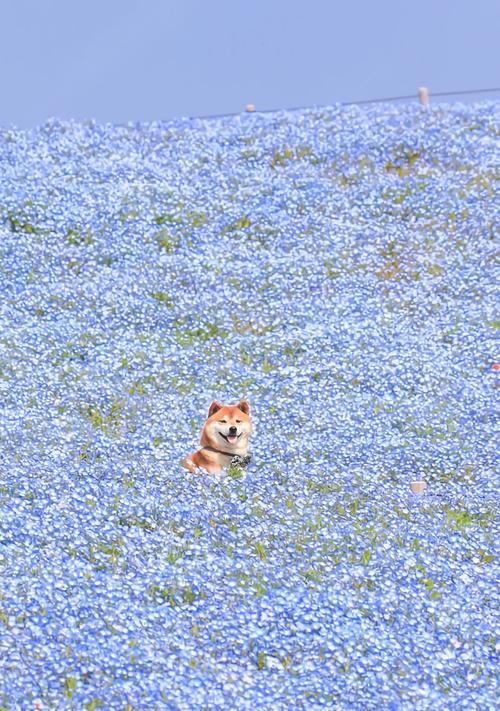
[208,400,222,417]
[237,399,251,415]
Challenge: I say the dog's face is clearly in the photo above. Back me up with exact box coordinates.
[202,400,252,450]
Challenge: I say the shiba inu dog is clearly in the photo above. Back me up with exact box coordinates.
[182,400,252,474]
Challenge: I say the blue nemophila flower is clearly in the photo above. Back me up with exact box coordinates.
[0,101,498,709]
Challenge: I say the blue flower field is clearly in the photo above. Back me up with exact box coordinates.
[0,102,498,709]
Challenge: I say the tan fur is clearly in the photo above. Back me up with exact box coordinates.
[181,400,252,474]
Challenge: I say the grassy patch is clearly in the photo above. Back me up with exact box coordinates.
[155,229,180,254]
[147,583,206,607]
[65,228,93,246]
[79,398,134,437]
[6,212,40,234]
[173,317,229,346]
[151,290,174,307]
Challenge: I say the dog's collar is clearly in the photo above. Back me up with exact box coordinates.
[201,445,236,457]
[201,445,251,468]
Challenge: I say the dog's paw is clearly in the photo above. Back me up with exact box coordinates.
[181,457,198,473]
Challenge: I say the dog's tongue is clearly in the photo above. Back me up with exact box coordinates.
[227,434,238,444]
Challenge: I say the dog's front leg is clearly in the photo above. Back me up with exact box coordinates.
[181,456,200,474]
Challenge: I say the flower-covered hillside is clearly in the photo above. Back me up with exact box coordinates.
[0,102,498,709]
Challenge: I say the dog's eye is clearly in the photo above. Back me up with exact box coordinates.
[218,419,227,424]
[235,420,242,424]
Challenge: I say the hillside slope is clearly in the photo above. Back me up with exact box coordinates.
[0,102,498,709]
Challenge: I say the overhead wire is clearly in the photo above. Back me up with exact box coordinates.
[192,86,500,121]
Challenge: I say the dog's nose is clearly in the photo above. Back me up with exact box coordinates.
[229,426,237,434]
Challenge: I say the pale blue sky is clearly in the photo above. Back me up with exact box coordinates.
[1,0,498,127]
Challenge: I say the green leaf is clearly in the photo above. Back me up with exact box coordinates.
[254,542,267,561]
[361,550,371,565]
[63,676,77,698]
[85,700,105,711]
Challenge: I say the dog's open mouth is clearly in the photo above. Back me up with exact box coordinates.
[219,432,241,445]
